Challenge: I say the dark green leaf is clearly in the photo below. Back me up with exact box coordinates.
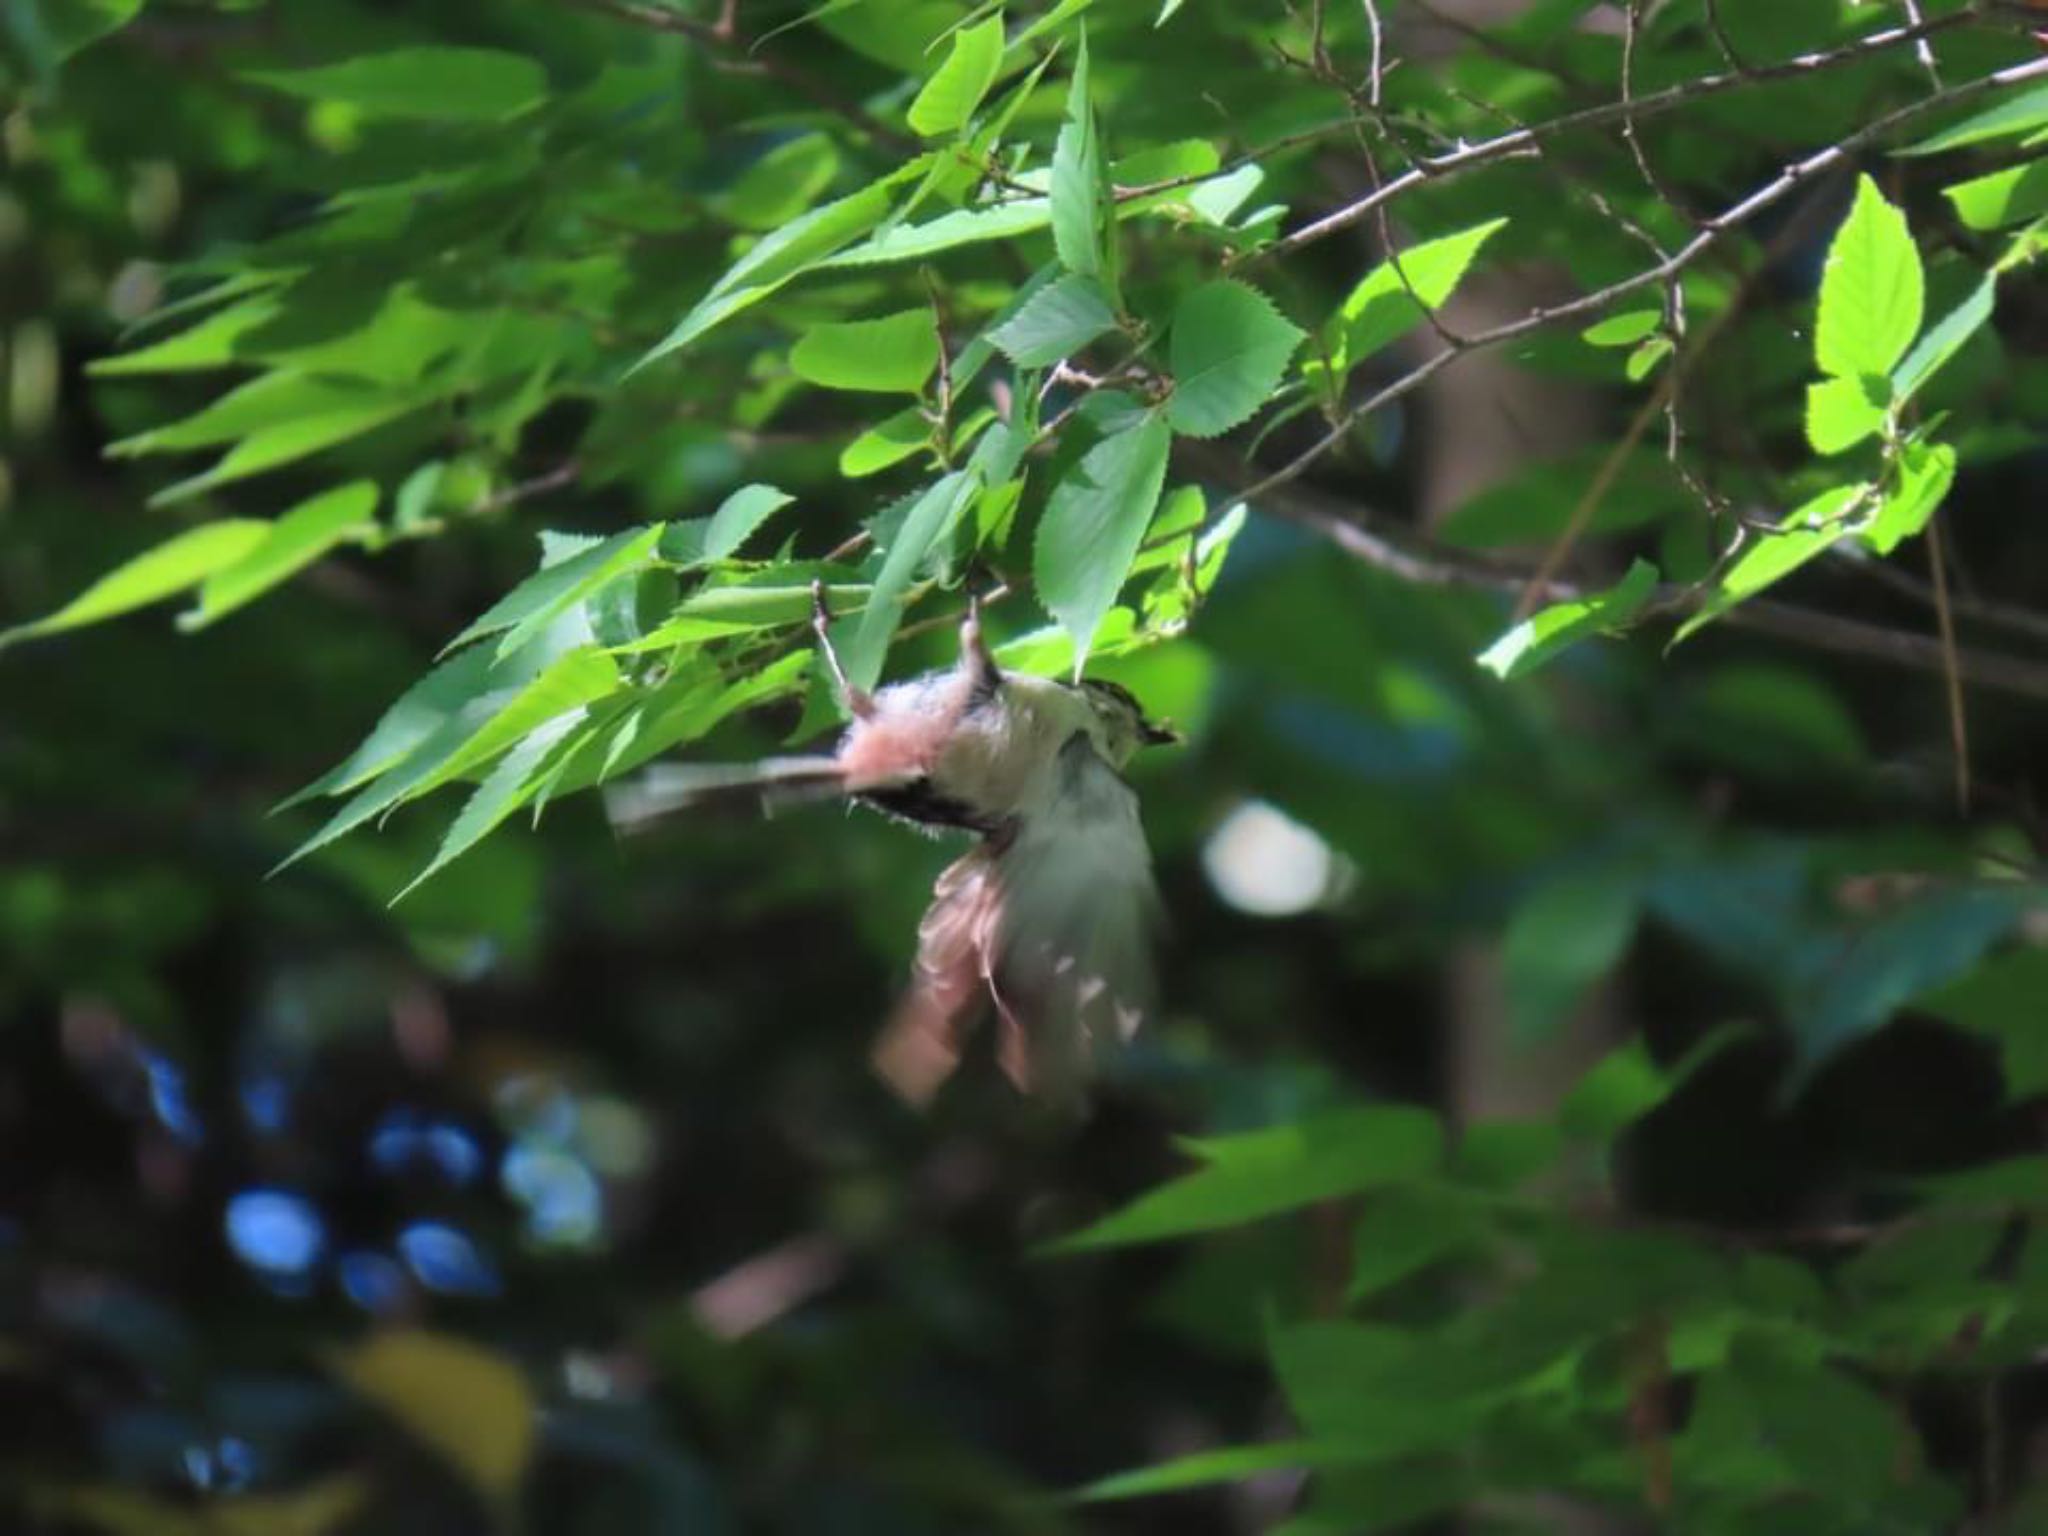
[987,274,1117,366]
[1049,33,1104,279]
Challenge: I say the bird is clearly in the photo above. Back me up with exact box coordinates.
[609,582,1177,1104]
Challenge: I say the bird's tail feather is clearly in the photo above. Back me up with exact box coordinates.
[604,757,848,831]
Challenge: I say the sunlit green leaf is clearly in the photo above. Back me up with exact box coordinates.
[1804,373,1888,455]
[1478,558,1657,679]
[0,519,269,647]
[1862,440,1955,555]
[1815,176,1924,380]
[1903,81,2048,155]
[182,482,379,629]
[445,526,665,658]
[1674,484,1866,641]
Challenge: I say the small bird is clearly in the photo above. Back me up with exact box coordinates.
[611,583,1177,1103]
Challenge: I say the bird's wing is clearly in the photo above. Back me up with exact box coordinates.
[872,735,1159,1104]
[603,757,857,831]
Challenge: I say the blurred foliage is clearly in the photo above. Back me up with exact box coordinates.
[5,0,2048,1532]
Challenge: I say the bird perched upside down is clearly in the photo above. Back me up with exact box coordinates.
[612,584,1176,1104]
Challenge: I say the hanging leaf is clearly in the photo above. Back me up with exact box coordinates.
[443,526,665,657]
[844,471,980,693]
[906,12,1005,136]
[1049,33,1105,280]
[0,520,270,648]
[1814,176,1924,382]
[1862,440,1956,555]
[1674,485,1866,641]
[702,484,796,561]
[181,482,380,630]
[1165,280,1304,438]
[1803,374,1889,455]
[1034,409,1172,671]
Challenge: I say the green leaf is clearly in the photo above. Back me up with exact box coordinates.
[445,526,666,658]
[1316,219,1506,384]
[1815,175,1924,380]
[147,394,429,507]
[1803,374,1888,455]
[400,647,620,805]
[1918,947,2048,1096]
[1729,1337,1899,1509]
[1165,280,1303,438]
[393,716,583,900]
[839,407,930,478]
[246,47,547,122]
[703,484,795,562]
[1034,410,1172,672]
[1624,334,1673,381]
[638,175,902,367]
[1862,440,1956,555]
[1347,1187,1482,1300]
[1500,872,1640,1041]
[181,482,379,630]
[1945,160,2048,231]
[1674,484,1866,641]
[818,194,1050,268]
[1081,1441,1366,1502]
[0,520,270,647]
[844,472,979,694]
[906,12,1005,136]
[987,274,1117,366]
[712,134,841,231]
[1893,274,1995,404]
[1049,33,1105,279]
[791,309,940,394]
[1053,1106,1442,1250]
[1562,1027,1746,1144]
[1582,309,1661,348]
[1477,558,1657,679]
[1903,81,2048,155]
[89,298,283,377]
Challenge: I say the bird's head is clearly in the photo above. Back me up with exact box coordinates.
[1078,678,1179,767]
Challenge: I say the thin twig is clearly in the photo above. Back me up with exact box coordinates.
[1259,9,1986,261]
[1236,52,2048,511]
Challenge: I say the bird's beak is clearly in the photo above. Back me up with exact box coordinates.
[1142,719,1181,747]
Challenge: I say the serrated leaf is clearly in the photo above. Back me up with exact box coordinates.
[987,273,1116,366]
[247,47,547,122]
[0,520,269,648]
[791,309,940,393]
[703,484,795,561]
[181,482,379,630]
[402,647,620,805]
[1674,484,1866,641]
[1049,33,1104,279]
[444,526,665,658]
[1166,280,1304,438]
[1803,373,1888,455]
[1034,410,1171,671]
[1815,176,1924,381]
[1903,81,2048,155]
[1478,558,1657,679]
[1053,1106,1442,1250]
[1893,274,1995,404]
[906,12,1005,136]
[844,472,979,693]
[394,714,586,900]
[1863,440,1956,554]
